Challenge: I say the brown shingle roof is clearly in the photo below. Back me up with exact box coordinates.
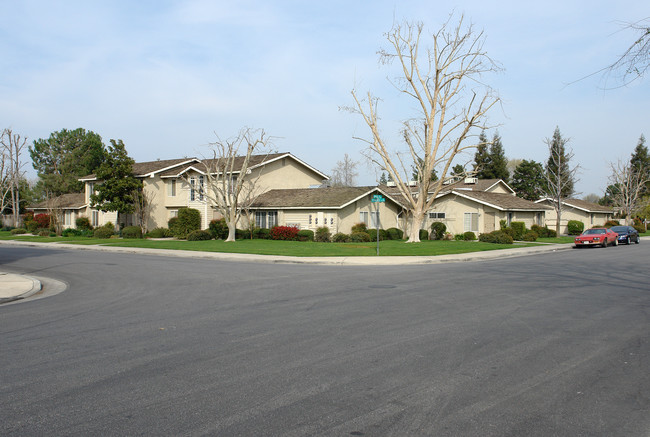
[562,198,613,213]
[29,192,86,210]
[251,187,380,208]
[157,153,290,177]
[449,190,551,211]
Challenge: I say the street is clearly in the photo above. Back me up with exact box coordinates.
[1,245,649,436]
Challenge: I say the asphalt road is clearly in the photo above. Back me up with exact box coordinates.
[1,245,648,436]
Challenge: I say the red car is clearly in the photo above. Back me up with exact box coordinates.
[574,227,618,248]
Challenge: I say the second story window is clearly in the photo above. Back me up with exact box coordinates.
[190,177,196,201]
[168,180,176,197]
[198,176,204,201]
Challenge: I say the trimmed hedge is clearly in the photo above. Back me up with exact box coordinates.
[171,208,201,239]
[386,227,403,240]
[297,230,314,241]
[10,228,27,235]
[146,227,173,238]
[430,222,446,240]
[368,229,388,241]
[187,230,212,241]
[93,226,114,239]
[510,222,526,240]
[463,231,476,241]
[121,226,143,239]
[61,228,82,237]
[208,218,229,240]
[479,230,514,244]
[567,220,584,235]
[522,231,538,241]
[419,229,429,241]
[350,231,371,242]
[332,232,350,242]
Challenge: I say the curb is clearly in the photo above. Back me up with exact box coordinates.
[0,273,42,304]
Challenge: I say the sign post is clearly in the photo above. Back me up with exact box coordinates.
[370,194,385,256]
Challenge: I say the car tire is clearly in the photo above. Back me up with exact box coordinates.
[613,239,617,246]
[635,237,640,244]
[602,240,607,248]
[627,237,631,245]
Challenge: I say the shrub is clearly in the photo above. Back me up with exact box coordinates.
[351,222,368,233]
[254,228,271,240]
[297,229,314,241]
[430,222,446,240]
[171,208,201,239]
[567,220,584,235]
[386,227,403,240]
[121,226,143,239]
[510,222,526,240]
[350,231,371,242]
[1,225,14,231]
[315,227,331,242]
[463,231,476,241]
[633,224,645,234]
[604,220,620,227]
[332,232,350,242]
[368,229,388,242]
[10,228,27,235]
[168,217,178,233]
[531,224,555,238]
[479,230,513,244]
[454,234,464,241]
[419,229,429,241]
[522,231,538,241]
[94,227,113,239]
[270,226,300,241]
[208,218,229,240]
[187,230,212,241]
[546,228,557,238]
[236,228,251,239]
[34,214,51,229]
[443,232,454,240]
[502,227,516,239]
[146,227,173,238]
[75,216,93,231]
[499,219,508,230]
[478,232,496,243]
[62,228,82,237]
[38,229,51,237]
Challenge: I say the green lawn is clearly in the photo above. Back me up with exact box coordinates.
[0,231,542,257]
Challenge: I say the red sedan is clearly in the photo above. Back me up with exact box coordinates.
[574,227,618,248]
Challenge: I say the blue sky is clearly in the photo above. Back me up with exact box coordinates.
[1,1,648,197]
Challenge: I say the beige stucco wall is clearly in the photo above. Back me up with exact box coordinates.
[543,203,612,234]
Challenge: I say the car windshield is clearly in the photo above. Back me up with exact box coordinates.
[610,226,627,232]
[584,229,605,235]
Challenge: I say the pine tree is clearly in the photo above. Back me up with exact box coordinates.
[486,132,509,182]
[451,164,465,176]
[473,129,491,178]
[379,172,388,185]
[545,127,575,198]
[630,134,649,193]
[511,160,545,200]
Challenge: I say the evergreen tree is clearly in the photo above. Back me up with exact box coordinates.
[379,172,388,185]
[486,132,509,182]
[545,127,575,198]
[630,134,649,193]
[511,160,545,200]
[90,139,141,225]
[30,128,106,196]
[451,164,465,176]
[473,129,491,178]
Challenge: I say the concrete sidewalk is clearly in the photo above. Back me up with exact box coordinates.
[0,272,42,304]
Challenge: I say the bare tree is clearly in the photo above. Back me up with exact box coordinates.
[132,186,156,234]
[196,128,271,242]
[330,153,359,187]
[44,192,63,235]
[603,18,650,87]
[544,130,580,235]
[607,159,649,225]
[0,128,27,227]
[0,144,12,219]
[348,17,501,242]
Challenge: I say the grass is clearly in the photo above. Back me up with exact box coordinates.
[0,231,542,257]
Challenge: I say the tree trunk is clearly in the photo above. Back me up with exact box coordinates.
[225,225,236,242]
[406,210,425,243]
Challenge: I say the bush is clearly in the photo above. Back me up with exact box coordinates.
[478,232,496,243]
[187,230,212,241]
[502,227,516,239]
[121,226,143,239]
[531,224,556,238]
[604,220,620,227]
[443,232,454,240]
[510,222,526,240]
[332,232,350,242]
[522,231,538,241]
[419,229,429,241]
[368,229,388,242]
[297,229,314,241]
[386,227,403,240]
[351,222,368,233]
[567,220,584,235]
[633,224,645,234]
[499,219,508,230]
[34,214,51,229]
[430,222,446,240]
[171,208,201,239]
[350,231,371,242]
[75,216,93,231]
[254,228,271,240]
[38,229,51,237]
[146,227,173,238]
[454,234,464,241]
[62,228,82,237]
[93,227,114,239]
[270,226,300,241]
[315,226,331,242]
[479,230,513,244]
[236,228,251,239]
[463,231,476,241]
[10,228,27,235]
[208,218,229,240]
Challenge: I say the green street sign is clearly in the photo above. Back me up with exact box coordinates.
[371,194,385,203]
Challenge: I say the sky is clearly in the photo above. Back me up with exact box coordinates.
[1,1,649,197]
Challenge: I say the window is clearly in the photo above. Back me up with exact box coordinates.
[91,210,99,227]
[169,210,178,219]
[507,212,514,226]
[370,211,380,229]
[65,211,71,226]
[464,212,479,233]
[429,212,446,219]
[168,180,176,197]
[537,213,543,226]
[190,177,196,201]
[360,211,369,225]
[198,175,204,201]
[255,211,278,229]
[88,182,94,198]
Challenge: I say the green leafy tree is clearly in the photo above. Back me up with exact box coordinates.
[30,128,106,196]
[90,139,141,225]
[485,132,509,182]
[473,129,491,177]
[511,160,546,200]
[630,134,649,193]
[451,164,465,176]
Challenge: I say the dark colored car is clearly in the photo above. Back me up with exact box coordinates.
[574,227,618,248]
[610,225,640,245]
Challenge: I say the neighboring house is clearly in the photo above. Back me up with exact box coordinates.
[535,197,613,234]
[29,192,87,229]
[75,153,329,231]
[249,186,405,233]
[384,177,551,236]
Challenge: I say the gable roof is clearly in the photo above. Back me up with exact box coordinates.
[444,190,552,212]
[251,186,403,210]
[535,197,613,213]
[29,192,86,210]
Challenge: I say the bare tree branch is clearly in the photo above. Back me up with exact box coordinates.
[607,159,649,225]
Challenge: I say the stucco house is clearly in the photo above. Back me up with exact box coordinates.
[534,197,613,234]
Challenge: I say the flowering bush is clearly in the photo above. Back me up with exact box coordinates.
[34,213,51,229]
[270,225,300,240]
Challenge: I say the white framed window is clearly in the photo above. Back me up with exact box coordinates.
[64,211,71,226]
[464,212,479,233]
[429,212,446,219]
[198,175,204,201]
[167,180,176,197]
[255,211,278,229]
[507,212,514,226]
[88,182,94,200]
[169,209,178,219]
[91,210,99,227]
[370,211,380,229]
[190,177,196,201]
[360,211,369,226]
